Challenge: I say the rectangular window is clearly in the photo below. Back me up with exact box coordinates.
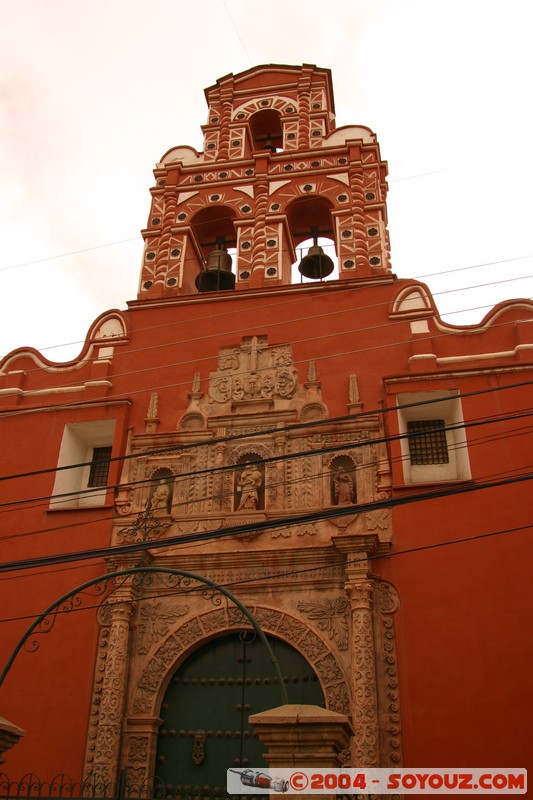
[87,446,113,488]
[407,419,449,465]
[397,391,471,484]
[50,420,116,508]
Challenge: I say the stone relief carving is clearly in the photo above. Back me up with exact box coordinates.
[84,603,134,783]
[297,597,349,650]
[208,335,298,406]
[136,601,189,655]
[235,462,263,510]
[270,521,318,538]
[115,511,170,544]
[366,509,389,530]
[334,467,355,506]
[130,606,350,721]
[128,736,149,765]
[148,480,171,513]
[374,581,402,766]
[85,586,402,785]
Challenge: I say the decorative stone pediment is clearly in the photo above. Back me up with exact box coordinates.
[208,335,301,413]
[177,334,328,427]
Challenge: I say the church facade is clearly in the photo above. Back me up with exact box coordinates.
[1,65,532,792]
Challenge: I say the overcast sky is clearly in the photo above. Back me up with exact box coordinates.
[1,0,532,361]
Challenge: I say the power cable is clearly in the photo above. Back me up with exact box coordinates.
[2,290,533,423]
[1,392,532,535]
[2,414,532,546]
[1,376,532,484]
[2,411,532,554]
[2,252,531,372]
[0,518,530,625]
[1,467,532,576]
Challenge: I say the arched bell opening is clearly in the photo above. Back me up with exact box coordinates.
[291,235,338,284]
[191,206,238,293]
[249,108,284,153]
[286,195,338,283]
[154,631,324,793]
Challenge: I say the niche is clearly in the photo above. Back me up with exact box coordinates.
[329,455,357,506]
[234,454,265,512]
[148,468,174,514]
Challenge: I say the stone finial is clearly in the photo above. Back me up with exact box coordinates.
[192,372,201,393]
[348,374,363,412]
[249,704,353,769]
[0,715,26,764]
[145,392,160,433]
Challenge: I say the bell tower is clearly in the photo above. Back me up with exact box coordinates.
[138,63,390,298]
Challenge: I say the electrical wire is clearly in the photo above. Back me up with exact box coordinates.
[2,414,532,547]
[1,467,532,576]
[0,519,530,625]
[2,253,531,380]
[7,373,533,476]
[2,287,533,424]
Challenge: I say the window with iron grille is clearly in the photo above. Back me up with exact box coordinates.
[87,446,113,487]
[407,419,449,465]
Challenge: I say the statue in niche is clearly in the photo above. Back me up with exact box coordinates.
[334,467,355,506]
[149,479,171,513]
[236,463,263,511]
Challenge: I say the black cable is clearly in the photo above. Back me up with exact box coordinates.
[2,270,531,399]
[1,402,532,515]
[2,374,533,488]
[2,416,532,547]
[1,468,532,576]
[1,519,530,626]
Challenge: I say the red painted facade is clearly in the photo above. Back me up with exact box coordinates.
[0,65,531,787]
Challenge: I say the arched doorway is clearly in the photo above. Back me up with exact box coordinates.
[154,632,324,796]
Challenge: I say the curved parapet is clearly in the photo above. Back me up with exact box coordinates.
[0,310,128,376]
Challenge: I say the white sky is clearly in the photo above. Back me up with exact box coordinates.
[1,0,532,361]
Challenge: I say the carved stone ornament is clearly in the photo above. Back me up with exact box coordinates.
[271,521,318,538]
[297,597,350,650]
[208,335,298,407]
[129,605,350,718]
[366,509,389,530]
[84,591,402,785]
[136,601,189,655]
[115,511,171,544]
[374,581,403,766]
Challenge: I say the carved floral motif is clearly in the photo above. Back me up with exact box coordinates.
[297,597,349,650]
[366,509,388,530]
[128,736,149,764]
[137,602,189,655]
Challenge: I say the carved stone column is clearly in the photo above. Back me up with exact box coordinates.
[251,179,269,283]
[345,580,380,766]
[273,431,286,508]
[87,600,135,784]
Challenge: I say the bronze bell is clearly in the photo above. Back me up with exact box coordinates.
[298,239,335,280]
[195,247,235,292]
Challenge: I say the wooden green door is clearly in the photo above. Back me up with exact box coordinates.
[154,632,324,798]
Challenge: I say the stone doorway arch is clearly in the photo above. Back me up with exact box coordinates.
[153,631,325,795]
[120,606,350,786]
